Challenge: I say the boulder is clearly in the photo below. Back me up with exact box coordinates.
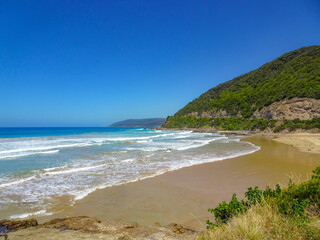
[167,223,197,235]
[42,216,102,232]
[0,219,38,231]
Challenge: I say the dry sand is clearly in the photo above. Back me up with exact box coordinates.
[273,133,320,155]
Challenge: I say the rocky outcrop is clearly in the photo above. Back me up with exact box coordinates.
[0,219,38,231]
[186,98,320,120]
[167,223,197,235]
[253,98,320,120]
[42,216,102,232]
[6,216,200,239]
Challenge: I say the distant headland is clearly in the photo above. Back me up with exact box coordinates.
[109,118,166,127]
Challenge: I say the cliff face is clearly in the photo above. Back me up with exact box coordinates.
[187,98,320,120]
[252,98,320,120]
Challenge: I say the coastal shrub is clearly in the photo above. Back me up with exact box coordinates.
[274,118,320,132]
[206,194,246,226]
[206,166,320,229]
[164,116,319,132]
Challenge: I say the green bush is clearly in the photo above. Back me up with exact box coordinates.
[274,118,320,132]
[163,116,319,132]
[206,167,320,229]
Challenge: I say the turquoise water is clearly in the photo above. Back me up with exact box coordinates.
[0,127,259,219]
[0,127,135,138]
[0,127,146,176]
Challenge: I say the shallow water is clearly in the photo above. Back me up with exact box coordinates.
[0,127,259,219]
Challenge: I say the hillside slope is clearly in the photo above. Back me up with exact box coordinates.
[163,46,320,131]
[175,46,320,119]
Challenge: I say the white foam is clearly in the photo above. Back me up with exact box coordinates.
[121,158,135,163]
[125,136,225,152]
[101,134,167,141]
[0,143,86,154]
[175,137,227,150]
[0,130,198,159]
[0,163,107,189]
[136,140,151,143]
[9,210,52,219]
[68,140,261,202]
[0,176,37,188]
[40,150,60,154]
[72,143,260,202]
[0,130,261,220]
[0,149,60,160]
[0,137,115,159]
[43,164,106,176]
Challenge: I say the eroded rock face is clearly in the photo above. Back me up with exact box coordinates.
[200,110,234,118]
[186,98,320,120]
[253,98,320,120]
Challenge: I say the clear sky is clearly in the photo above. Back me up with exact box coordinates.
[1,0,320,127]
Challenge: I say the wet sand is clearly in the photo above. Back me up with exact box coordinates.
[38,135,319,230]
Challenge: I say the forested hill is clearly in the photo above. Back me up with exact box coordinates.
[109,118,166,127]
[162,46,320,131]
[175,46,320,118]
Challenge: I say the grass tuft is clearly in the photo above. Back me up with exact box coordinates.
[200,203,320,240]
[200,166,320,240]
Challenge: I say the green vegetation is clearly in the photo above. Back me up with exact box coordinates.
[274,118,320,132]
[171,46,320,120]
[164,116,320,132]
[201,167,320,240]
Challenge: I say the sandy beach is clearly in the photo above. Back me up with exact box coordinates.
[33,134,320,229]
[272,133,320,155]
[5,133,320,239]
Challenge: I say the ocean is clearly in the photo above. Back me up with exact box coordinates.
[0,127,259,219]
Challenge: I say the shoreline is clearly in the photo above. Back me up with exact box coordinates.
[35,134,320,227]
[4,131,258,221]
[4,133,320,239]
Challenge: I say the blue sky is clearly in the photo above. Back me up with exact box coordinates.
[1,0,320,127]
